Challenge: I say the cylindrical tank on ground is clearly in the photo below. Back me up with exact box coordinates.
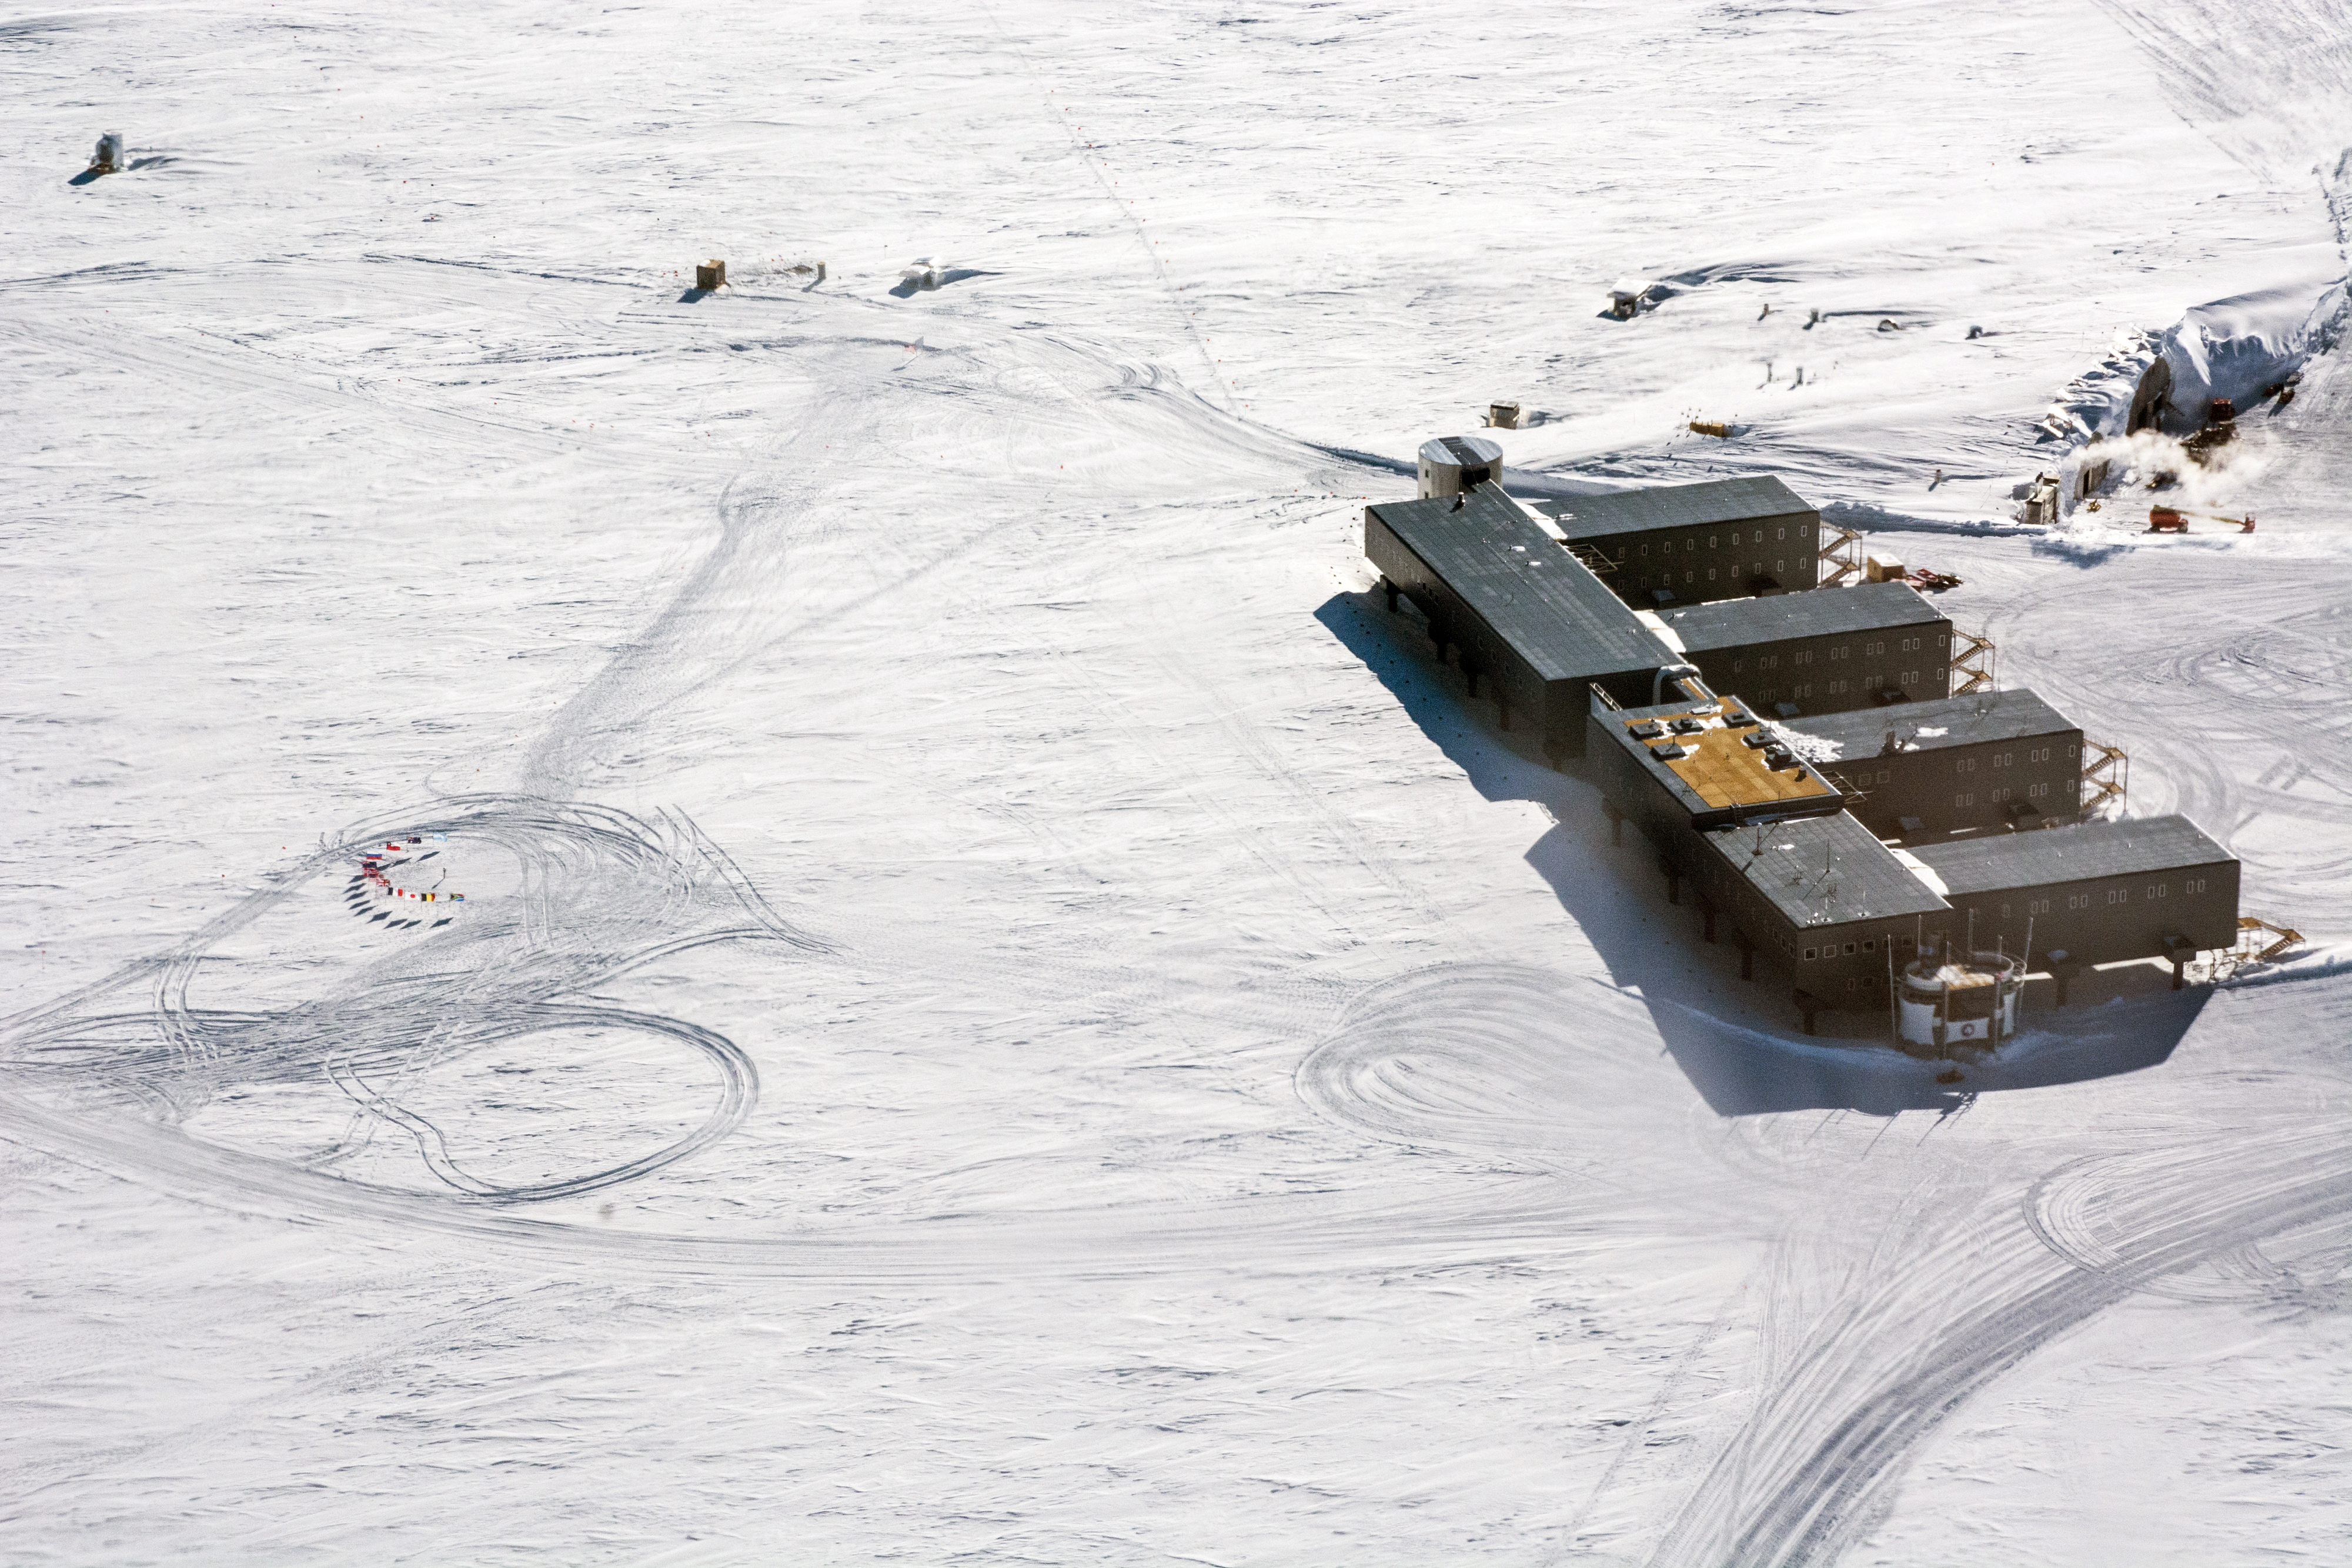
[1896,948,2022,1054]
[1417,434,1504,499]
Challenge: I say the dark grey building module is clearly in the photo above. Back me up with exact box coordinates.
[1648,582,1953,717]
[1364,489,1673,759]
[1782,688,2084,841]
[1534,474,1822,606]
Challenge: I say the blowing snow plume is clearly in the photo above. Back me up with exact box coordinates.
[2044,275,2344,515]
[2078,426,2269,512]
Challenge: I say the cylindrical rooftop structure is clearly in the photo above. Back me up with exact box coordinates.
[1896,948,2023,1054]
[1417,434,1505,499]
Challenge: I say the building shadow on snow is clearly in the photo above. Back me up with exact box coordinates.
[1316,587,2206,1117]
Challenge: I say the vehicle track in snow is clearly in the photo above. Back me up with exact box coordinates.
[1645,972,2352,1567]
[1,795,816,1206]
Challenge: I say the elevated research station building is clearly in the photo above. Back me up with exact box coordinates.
[1362,460,2244,1041]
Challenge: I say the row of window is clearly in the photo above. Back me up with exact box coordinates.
[1800,875,2218,961]
[1959,745,2076,774]
[2016,877,2211,917]
[1630,527,1796,557]
[1634,561,1789,589]
[1731,646,1939,676]
[1739,673,1932,703]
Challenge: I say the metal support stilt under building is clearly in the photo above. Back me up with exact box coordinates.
[1793,988,1822,1035]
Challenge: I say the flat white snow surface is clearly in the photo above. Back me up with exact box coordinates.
[6,2,2352,1563]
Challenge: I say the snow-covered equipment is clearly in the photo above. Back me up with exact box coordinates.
[694,259,727,290]
[2019,472,2060,526]
[1415,434,1502,499]
[89,132,124,173]
[900,258,947,290]
[1486,401,1521,430]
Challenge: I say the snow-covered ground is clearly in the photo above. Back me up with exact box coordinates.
[5,2,2351,1563]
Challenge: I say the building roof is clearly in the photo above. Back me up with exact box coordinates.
[1540,476,1815,543]
[1702,810,1951,929]
[1370,490,1670,678]
[1910,815,2234,894]
[1660,581,1946,651]
[1419,434,1503,470]
[1595,694,1842,820]
[1782,687,2079,758]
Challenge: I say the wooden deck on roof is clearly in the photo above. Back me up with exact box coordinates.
[1625,708,1839,810]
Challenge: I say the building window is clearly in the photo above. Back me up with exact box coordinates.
[2068,892,2090,910]
[1956,792,1973,807]
[1753,529,1763,543]
[2030,898,2051,914]
[2028,782,2049,797]
[2149,883,2167,898]
[1842,942,1857,955]
[1709,536,1718,549]
[2187,878,2206,894]
[2108,887,2129,904]
[1776,527,1786,540]
[1876,769,1890,783]
[1955,758,1976,774]
[1862,939,1875,952]
[1803,947,1818,961]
